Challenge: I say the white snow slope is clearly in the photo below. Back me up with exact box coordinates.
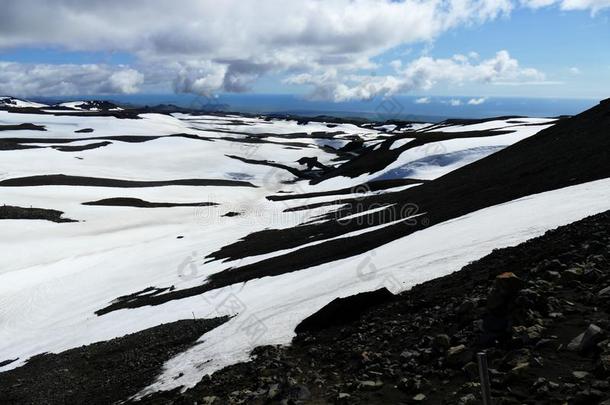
[1,103,607,397]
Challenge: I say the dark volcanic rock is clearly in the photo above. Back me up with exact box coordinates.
[82,197,218,208]
[0,205,77,223]
[0,317,228,405]
[567,324,605,353]
[0,174,256,188]
[0,123,46,132]
[294,288,394,333]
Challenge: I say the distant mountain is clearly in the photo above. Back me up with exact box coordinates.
[56,100,123,111]
[0,96,48,108]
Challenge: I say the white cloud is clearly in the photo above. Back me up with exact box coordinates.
[0,62,144,96]
[0,1,602,98]
[521,0,610,12]
[288,50,545,101]
[415,97,432,104]
[467,97,487,105]
[449,99,463,106]
[0,0,516,97]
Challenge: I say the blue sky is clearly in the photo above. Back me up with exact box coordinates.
[0,0,608,103]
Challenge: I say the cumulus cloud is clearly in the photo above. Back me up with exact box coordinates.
[172,61,227,95]
[0,1,602,98]
[449,99,463,106]
[521,0,610,12]
[288,51,545,101]
[0,0,516,97]
[0,62,144,96]
[467,97,488,105]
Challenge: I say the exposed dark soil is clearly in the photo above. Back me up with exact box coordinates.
[0,141,41,151]
[0,205,77,223]
[0,133,215,148]
[136,210,610,405]
[266,179,425,202]
[0,174,256,188]
[0,123,46,132]
[52,141,112,152]
[82,198,219,208]
[0,318,228,405]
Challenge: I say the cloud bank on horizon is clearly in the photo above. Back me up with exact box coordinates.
[0,0,608,101]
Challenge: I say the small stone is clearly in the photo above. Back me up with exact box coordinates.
[526,325,544,341]
[572,370,589,379]
[463,362,479,379]
[548,381,560,389]
[562,267,583,282]
[533,377,547,387]
[457,300,476,315]
[358,380,383,391]
[501,348,531,369]
[447,345,473,367]
[267,384,281,400]
[568,324,604,352]
[202,396,218,405]
[458,393,477,405]
[336,393,351,404]
[510,362,530,376]
[487,272,524,312]
[541,259,565,272]
[433,334,451,351]
[413,393,427,401]
[400,349,420,360]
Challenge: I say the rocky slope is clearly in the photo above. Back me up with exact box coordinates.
[137,210,610,404]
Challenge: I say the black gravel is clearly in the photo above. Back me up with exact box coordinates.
[0,317,228,405]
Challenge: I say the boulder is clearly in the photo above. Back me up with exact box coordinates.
[446,345,473,367]
[561,267,583,282]
[487,272,524,313]
[433,334,451,352]
[567,324,604,352]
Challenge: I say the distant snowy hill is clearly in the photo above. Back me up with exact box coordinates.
[56,100,123,111]
[0,97,609,400]
[0,96,48,108]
